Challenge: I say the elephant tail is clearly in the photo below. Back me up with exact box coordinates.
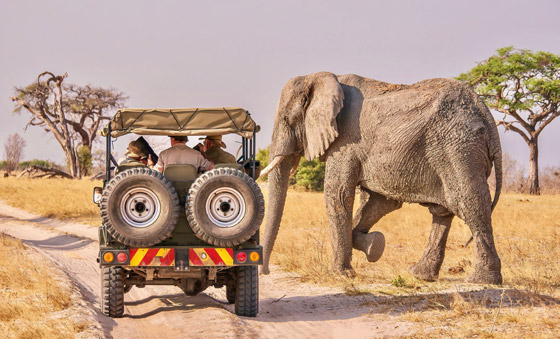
[491,139,502,212]
[492,139,503,211]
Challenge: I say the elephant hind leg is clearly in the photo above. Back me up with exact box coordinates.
[352,188,402,262]
[409,204,453,281]
[458,180,502,284]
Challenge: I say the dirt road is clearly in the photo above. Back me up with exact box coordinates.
[0,201,413,338]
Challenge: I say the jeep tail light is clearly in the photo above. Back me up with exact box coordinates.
[117,252,128,263]
[250,251,260,262]
[103,252,114,263]
[236,252,247,263]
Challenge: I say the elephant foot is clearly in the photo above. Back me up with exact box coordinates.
[331,264,356,278]
[341,268,356,278]
[408,261,439,282]
[364,232,385,262]
[466,269,502,285]
[353,231,385,263]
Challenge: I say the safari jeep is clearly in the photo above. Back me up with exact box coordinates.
[93,108,263,317]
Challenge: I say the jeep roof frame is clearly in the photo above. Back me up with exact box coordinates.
[101,107,259,181]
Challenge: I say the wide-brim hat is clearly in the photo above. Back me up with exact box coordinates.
[125,140,147,159]
[200,135,226,148]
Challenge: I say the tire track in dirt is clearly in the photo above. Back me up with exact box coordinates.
[0,201,414,338]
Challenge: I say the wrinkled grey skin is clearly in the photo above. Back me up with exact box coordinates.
[262,72,503,285]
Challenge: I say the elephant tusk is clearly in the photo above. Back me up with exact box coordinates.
[260,155,286,177]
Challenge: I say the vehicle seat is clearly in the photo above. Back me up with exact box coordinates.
[116,163,146,173]
[163,164,198,204]
[213,163,243,170]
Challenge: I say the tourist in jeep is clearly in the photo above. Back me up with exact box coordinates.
[198,135,236,164]
[154,136,214,172]
[118,140,149,167]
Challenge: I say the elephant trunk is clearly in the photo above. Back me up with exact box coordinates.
[261,154,299,274]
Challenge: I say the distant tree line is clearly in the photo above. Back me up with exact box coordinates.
[488,153,560,195]
[0,159,58,171]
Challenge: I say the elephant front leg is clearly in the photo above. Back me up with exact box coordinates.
[409,206,453,281]
[352,189,401,262]
[324,162,359,276]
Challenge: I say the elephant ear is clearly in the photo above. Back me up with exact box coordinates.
[303,72,344,160]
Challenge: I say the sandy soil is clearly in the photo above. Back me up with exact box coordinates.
[0,200,414,338]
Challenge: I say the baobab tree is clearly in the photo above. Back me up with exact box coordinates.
[10,72,127,178]
[458,47,560,194]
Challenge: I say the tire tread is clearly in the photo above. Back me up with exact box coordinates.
[100,168,179,247]
[186,168,264,247]
[101,266,125,318]
[235,266,258,317]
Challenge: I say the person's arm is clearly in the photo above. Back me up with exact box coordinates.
[147,154,155,169]
[198,145,214,170]
[154,154,164,172]
[197,152,214,171]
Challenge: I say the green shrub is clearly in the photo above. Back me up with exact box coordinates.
[292,158,325,191]
[257,146,326,191]
[18,159,55,169]
[77,146,92,176]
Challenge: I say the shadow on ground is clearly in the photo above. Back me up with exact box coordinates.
[22,234,93,251]
[113,285,560,322]
[122,292,230,319]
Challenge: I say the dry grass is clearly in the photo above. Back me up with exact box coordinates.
[262,188,560,335]
[0,177,558,335]
[265,190,560,292]
[0,175,102,225]
[0,232,89,338]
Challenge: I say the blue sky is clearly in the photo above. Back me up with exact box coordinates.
[1,0,559,170]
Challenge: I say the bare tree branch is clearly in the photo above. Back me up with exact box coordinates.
[536,110,560,137]
[11,72,127,178]
[497,121,531,144]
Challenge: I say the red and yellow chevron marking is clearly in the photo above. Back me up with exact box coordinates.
[189,248,233,266]
[129,248,175,266]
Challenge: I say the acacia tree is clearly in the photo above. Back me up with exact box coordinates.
[458,47,560,194]
[4,133,26,174]
[10,72,126,178]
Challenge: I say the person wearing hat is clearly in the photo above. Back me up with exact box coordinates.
[117,139,150,170]
[154,136,214,173]
[197,135,236,164]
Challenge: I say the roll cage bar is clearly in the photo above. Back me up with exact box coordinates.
[104,123,258,182]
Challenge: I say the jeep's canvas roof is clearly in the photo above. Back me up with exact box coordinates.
[100,107,258,138]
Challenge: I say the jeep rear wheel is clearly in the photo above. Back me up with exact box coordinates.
[101,266,125,318]
[100,168,179,247]
[235,266,258,317]
[226,280,236,304]
[186,168,264,247]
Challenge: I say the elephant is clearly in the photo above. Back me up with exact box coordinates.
[260,71,503,285]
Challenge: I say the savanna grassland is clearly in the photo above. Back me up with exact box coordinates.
[0,176,558,336]
[0,175,102,225]
[0,232,90,338]
[268,189,560,337]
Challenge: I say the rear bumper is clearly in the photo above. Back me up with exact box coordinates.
[99,246,262,269]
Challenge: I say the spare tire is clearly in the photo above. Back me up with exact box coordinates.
[186,168,264,247]
[100,168,179,247]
